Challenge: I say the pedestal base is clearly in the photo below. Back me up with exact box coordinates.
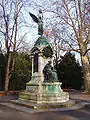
[19,82,69,104]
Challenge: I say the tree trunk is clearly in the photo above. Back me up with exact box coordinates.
[81,55,90,92]
[4,53,11,92]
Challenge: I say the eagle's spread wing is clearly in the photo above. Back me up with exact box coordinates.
[29,12,39,23]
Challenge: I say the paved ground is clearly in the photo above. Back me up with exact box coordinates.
[0,90,90,120]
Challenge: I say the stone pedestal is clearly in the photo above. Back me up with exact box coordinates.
[19,80,69,104]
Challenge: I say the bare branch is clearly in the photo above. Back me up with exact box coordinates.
[74,0,80,36]
[16,32,28,50]
[63,0,79,40]
[0,30,5,35]
[85,24,90,45]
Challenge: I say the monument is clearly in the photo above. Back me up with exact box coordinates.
[19,10,69,105]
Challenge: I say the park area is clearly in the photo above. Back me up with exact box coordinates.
[0,0,90,119]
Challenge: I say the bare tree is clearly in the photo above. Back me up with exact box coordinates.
[62,0,90,92]
[0,0,24,92]
[44,23,67,69]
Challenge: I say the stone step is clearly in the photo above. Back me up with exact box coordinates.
[0,102,37,113]
[9,99,77,109]
[0,100,84,113]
